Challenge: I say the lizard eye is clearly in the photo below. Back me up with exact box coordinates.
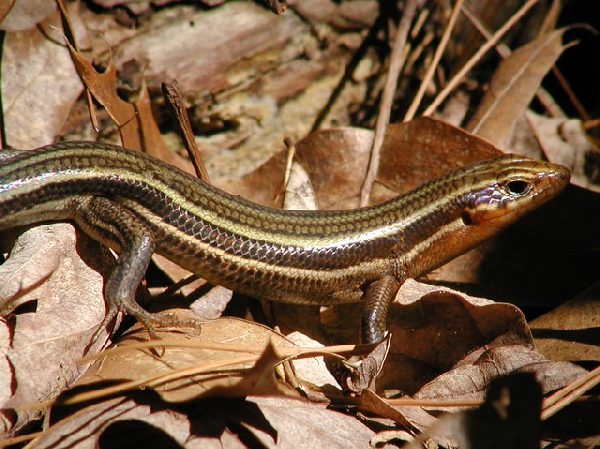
[506,180,531,195]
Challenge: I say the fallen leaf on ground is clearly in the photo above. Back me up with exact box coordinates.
[0,224,112,435]
[73,314,296,403]
[1,12,82,149]
[33,394,375,449]
[530,280,600,362]
[468,29,569,148]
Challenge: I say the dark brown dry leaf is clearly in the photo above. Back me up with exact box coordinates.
[375,280,585,396]
[67,51,140,148]
[526,110,600,192]
[530,280,600,362]
[468,29,568,148]
[1,18,83,149]
[295,127,374,209]
[134,83,195,171]
[0,225,113,435]
[62,16,186,167]
[221,150,287,207]
[67,47,184,165]
[375,117,501,202]
[34,393,374,449]
[76,314,296,403]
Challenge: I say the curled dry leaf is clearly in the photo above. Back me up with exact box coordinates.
[376,280,585,397]
[414,345,586,405]
[343,335,391,393]
[0,225,112,436]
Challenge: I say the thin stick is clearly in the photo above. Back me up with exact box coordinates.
[542,364,600,420]
[405,0,465,121]
[423,0,542,116]
[162,80,211,182]
[360,0,420,207]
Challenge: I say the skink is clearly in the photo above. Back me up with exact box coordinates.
[0,142,570,343]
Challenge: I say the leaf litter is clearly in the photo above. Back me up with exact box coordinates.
[0,1,599,448]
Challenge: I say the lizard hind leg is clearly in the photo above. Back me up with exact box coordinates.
[73,196,201,344]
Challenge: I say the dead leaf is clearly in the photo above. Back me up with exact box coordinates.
[0,224,113,435]
[415,346,585,405]
[221,150,288,207]
[283,161,318,211]
[1,15,83,149]
[343,336,391,393]
[0,0,15,26]
[32,393,375,449]
[286,332,341,393]
[530,280,600,362]
[526,110,600,192]
[407,374,543,449]
[358,389,422,433]
[189,285,234,321]
[0,0,54,31]
[74,314,296,403]
[376,280,585,397]
[376,117,501,200]
[295,127,374,209]
[468,29,569,148]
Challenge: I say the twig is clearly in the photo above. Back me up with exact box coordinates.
[423,0,542,116]
[359,0,420,207]
[541,364,600,420]
[262,0,287,15]
[162,81,210,182]
[405,0,465,121]
[551,65,590,120]
[283,136,296,187]
[461,2,567,119]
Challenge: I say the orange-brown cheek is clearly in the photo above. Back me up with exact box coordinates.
[463,207,518,225]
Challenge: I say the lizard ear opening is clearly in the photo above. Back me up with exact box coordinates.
[461,211,474,226]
